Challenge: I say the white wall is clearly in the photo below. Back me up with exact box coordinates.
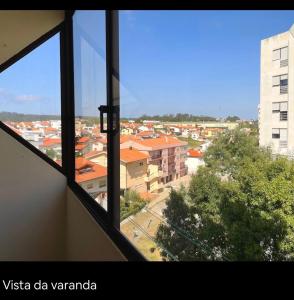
[0,128,67,260]
[66,188,126,261]
[0,127,126,261]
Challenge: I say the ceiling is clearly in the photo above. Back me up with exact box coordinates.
[0,10,65,68]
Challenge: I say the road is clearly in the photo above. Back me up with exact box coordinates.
[120,174,192,261]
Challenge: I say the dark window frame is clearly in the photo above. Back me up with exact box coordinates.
[0,10,145,261]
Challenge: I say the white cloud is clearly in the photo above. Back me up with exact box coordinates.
[15,94,42,102]
[0,88,44,104]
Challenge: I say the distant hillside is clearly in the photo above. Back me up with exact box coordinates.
[135,113,218,123]
[0,112,60,122]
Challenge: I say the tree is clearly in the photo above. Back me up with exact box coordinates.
[120,190,146,221]
[225,116,240,122]
[156,128,294,261]
[45,148,57,160]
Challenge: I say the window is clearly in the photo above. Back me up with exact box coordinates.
[0,34,62,165]
[272,102,288,120]
[272,128,280,139]
[272,74,288,94]
[87,183,94,189]
[73,10,108,210]
[272,128,287,140]
[272,74,288,86]
[273,46,288,61]
[99,180,106,188]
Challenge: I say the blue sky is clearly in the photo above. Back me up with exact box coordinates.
[1,10,294,119]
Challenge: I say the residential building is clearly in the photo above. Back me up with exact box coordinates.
[259,24,294,156]
[185,149,205,174]
[75,157,107,208]
[120,136,188,184]
[85,150,108,167]
[120,148,149,194]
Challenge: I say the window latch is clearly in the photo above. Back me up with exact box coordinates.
[98,105,119,134]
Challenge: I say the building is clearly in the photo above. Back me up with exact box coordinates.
[85,150,108,167]
[185,149,204,174]
[259,24,294,156]
[75,157,107,208]
[120,136,188,184]
[120,148,150,194]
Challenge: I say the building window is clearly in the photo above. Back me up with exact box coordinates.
[272,128,280,139]
[272,102,288,121]
[272,74,288,94]
[99,180,106,188]
[139,162,143,166]
[273,46,288,66]
[272,128,287,141]
[87,183,94,189]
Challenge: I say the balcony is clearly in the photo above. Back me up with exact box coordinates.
[145,172,158,182]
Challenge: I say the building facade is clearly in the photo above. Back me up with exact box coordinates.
[120,136,188,184]
[259,24,294,157]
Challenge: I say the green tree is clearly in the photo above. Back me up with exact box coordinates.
[45,148,57,160]
[156,129,294,261]
[120,190,146,221]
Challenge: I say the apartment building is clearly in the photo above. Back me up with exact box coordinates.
[120,148,149,194]
[75,157,107,208]
[120,136,188,184]
[259,24,294,156]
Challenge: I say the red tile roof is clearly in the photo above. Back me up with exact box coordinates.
[132,136,187,149]
[45,127,58,132]
[84,150,105,159]
[75,157,107,183]
[187,149,203,158]
[137,130,154,136]
[78,136,90,143]
[120,135,141,144]
[120,148,149,163]
[42,138,61,147]
[75,144,87,151]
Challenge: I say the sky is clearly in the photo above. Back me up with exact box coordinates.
[1,10,294,120]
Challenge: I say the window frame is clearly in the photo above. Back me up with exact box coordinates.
[272,46,288,61]
[0,10,145,261]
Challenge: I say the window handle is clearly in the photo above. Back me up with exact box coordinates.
[98,105,119,134]
[98,105,109,133]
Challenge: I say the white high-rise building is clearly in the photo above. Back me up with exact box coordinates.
[259,24,294,157]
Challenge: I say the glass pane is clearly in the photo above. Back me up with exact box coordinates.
[272,76,280,86]
[118,10,294,262]
[273,49,280,60]
[280,102,288,111]
[280,74,288,80]
[73,10,108,210]
[272,102,280,111]
[281,47,288,60]
[280,128,287,140]
[0,33,62,165]
[272,128,280,134]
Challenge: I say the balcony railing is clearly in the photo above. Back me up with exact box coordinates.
[144,172,159,182]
